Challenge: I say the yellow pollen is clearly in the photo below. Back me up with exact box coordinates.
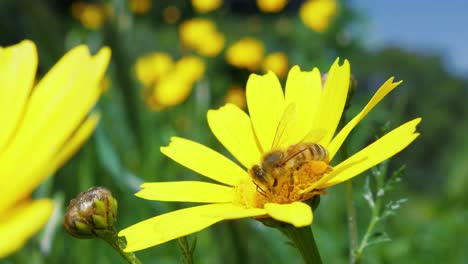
[252,160,333,205]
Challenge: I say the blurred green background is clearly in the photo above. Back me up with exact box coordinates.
[1,0,467,263]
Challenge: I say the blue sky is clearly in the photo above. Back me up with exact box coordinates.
[353,0,468,76]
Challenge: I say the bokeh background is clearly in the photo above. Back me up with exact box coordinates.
[1,0,467,263]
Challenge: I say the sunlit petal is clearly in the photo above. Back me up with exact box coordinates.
[0,199,53,258]
[207,104,261,168]
[161,137,249,186]
[264,202,313,227]
[136,181,235,203]
[247,72,284,152]
[328,78,402,160]
[119,203,265,252]
[0,40,37,152]
[312,59,350,145]
[284,66,322,145]
[323,118,421,187]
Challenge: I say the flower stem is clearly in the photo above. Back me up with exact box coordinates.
[337,111,359,263]
[279,225,322,264]
[97,229,142,264]
[345,181,359,263]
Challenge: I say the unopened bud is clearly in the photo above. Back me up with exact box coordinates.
[63,187,118,239]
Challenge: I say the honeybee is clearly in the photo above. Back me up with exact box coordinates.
[249,104,331,196]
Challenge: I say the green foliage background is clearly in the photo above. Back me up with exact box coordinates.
[1,0,467,263]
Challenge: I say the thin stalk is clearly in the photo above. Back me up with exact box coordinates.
[337,118,359,263]
[97,229,142,264]
[178,236,195,264]
[279,225,322,264]
[345,181,359,262]
[353,163,388,263]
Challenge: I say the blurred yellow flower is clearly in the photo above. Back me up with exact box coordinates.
[300,0,337,32]
[0,40,110,258]
[191,0,223,13]
[224,86,246,109]
[135,52,174,87]
[262,52,288,78]
[129,0,152,15]
[179,18,225,57]
[71,2,109,30]
[119,59,421,252]
[256,0,288,13]
[163,6,181,24]
[226,37,264,71]
[100,75,111,92]
[142,56,205,111]
[174,56,206,83]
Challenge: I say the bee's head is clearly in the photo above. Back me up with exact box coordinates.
[250,165,265,181]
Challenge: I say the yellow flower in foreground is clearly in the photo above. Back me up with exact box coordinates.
[0,40,110,257]
[257,0,288,13]
[191,0,223,13]
[119,59,421,252]
[262,52,288,78]
[226,37,264,71]
[300,0,337,32]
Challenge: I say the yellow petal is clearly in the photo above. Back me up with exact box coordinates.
[161,137,249,186]
[0,46,109,170]
[0,114,99,214]
[284,66,322,145]
[0,40,37,152]
[207,104,261,169]
[327,78,402,160]
[0,199,53,258]
[119,203,265,252]
[19,47,110,161]
[323,118,421,187]
[246,72,284,152]
[312,59,350,145]
[136,181,235,203]
[264,202,313,227]
[43,113,101,177]
[0,46,109,213]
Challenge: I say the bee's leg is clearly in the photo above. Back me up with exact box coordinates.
[254,182,267,197]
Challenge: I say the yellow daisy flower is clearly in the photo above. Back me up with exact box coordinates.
[119,59,421,252]
[191,0,223,13]
[300,0,337,33]
[256,0,288,13]
[0,40,110,257]
[262,52,289,78]
[225,37,265,71]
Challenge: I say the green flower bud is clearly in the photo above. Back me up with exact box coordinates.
[63,187,118,239]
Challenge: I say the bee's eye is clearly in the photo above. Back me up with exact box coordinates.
[251,165,265,179]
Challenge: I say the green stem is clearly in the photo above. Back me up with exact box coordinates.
[345,181,359,263]
[354,163,388,263]
[338,117,359,263]
[279,225,322,264]
[178,236,195,264]
[98,229,142,264]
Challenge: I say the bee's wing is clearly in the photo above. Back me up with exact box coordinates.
[271,103,297,150]
[278,129,328,165]
[301,128,327,143]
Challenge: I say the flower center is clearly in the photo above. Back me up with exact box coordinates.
[249,143,333,207]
